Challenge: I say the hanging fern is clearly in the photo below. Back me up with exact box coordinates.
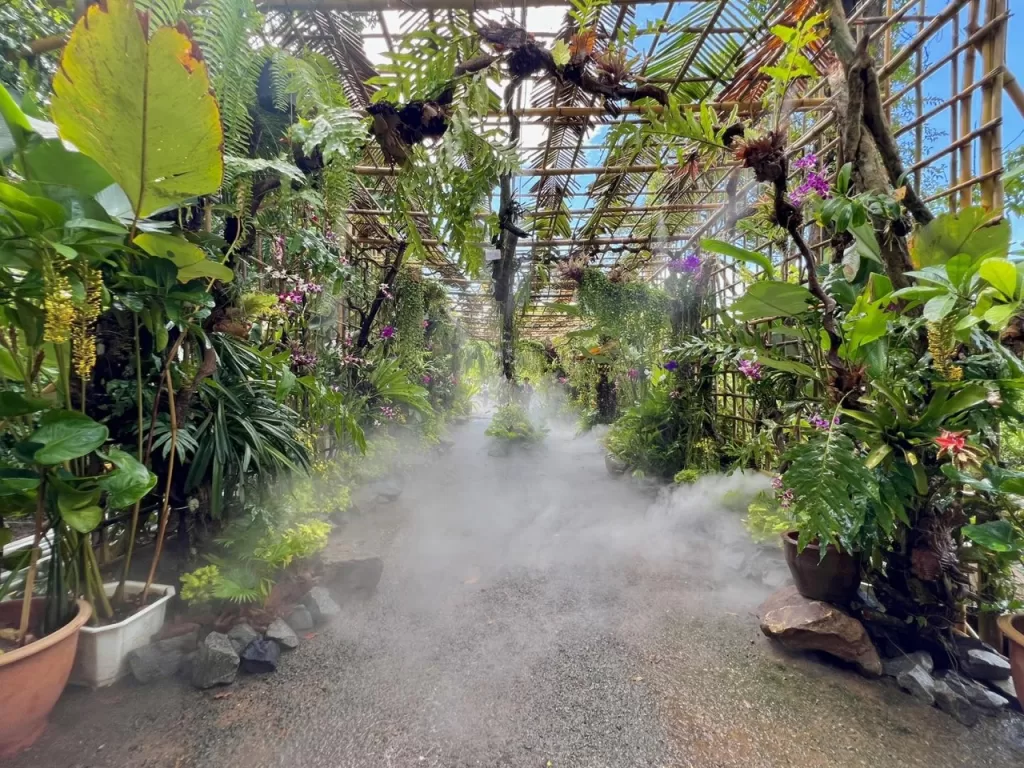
[194,0,266,161]
[271,50,350,115]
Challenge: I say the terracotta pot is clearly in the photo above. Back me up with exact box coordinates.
[781,531,861,605]
[0,598,92,757]
[997,613,1024,701]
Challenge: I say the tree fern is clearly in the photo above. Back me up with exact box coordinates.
[782,427,880,554]
[194,0,265,161]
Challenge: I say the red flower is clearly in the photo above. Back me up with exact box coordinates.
[934,430,967,459]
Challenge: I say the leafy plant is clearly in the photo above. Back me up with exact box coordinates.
[485,403,546,444]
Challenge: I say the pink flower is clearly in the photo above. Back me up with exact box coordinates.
[421,375,432,385]
[737,359,762,380]
[380,326,395,339]
[422,319,430,329]
[627,368,639,381]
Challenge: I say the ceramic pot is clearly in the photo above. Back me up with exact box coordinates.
[997,612,1024,701]
[0,598,92,756]
[781,531,861,604]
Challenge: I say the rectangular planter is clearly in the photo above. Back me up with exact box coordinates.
[69,581,175,688]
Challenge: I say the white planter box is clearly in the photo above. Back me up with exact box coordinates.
[69,581,175,688]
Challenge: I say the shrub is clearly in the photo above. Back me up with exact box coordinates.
[485,403,546,443]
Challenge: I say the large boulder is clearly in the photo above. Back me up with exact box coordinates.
[303,586,342,623]
[932,680,979,727]
[758,586,883,676]
[266,618,299,649]
[191,632,239,689]
[953,635,1012,681]
[936,671,1009,714]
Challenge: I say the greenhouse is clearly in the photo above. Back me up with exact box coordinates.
[2,0,1024,764]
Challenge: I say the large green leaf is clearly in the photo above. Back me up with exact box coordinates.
[909,206,1009,268]
[701,238,775,277]
[962,520,1024,553]
[134,232,233,283]
[50,0,224,220]
[29,410,109,464]
[978,258,1019,299]
[0,391,53,418]
[98,448,157,509]
[727,281,816,321]
[0,468,40,496]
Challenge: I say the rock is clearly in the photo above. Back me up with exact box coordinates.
[896,666,936,705]
[963,648,1012,681]
[883,650,934,678]
[604,453,627,475]
[933,680,979,727]
[303,586,342,623]
[127,636,190,684]
[758,586,883,677]
[240,638,280,673]
[227,622,261,655]
[987,675,1018,706]
[936,671,1008,713]
[191,632,239,689]
[324,557,384,601]
[287,605,314,632]
[266,618,299,649]
[372,479,402,502]
[438,437,455,453]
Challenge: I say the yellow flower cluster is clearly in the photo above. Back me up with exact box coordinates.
[927,318,963,381]
[71,266,102,379]
[43,260,75,344]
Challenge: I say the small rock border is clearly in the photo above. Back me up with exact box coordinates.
[126,586,343,690]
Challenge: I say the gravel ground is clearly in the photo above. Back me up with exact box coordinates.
[12,415,1024,768]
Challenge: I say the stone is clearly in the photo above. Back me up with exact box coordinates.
[963,648,1012,681]
[191,632,239,689]
[987,675,1018,706]
[896,666,936,705]
[266,618,299,649]
[303,586,342,623]
[373,479,402,502]
[758,586,883,677]
[227,622,261,655]
[324,557,384,601]
[240,638,280,674]
[883,651,934,678]
[932,680,979,727]
[604,453,627,475]
[287,605,315,632]
[128,639,187,684]
[936,671,1009,713]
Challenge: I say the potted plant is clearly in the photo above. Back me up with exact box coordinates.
[997,612,1024,699]
[0,0,227,739]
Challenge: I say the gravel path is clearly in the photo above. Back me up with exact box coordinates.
[13,416,1024,767]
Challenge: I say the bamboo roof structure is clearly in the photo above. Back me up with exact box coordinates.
[263,0,1012,340]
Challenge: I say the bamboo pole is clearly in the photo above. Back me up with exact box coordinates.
[951,16,960,212]
[989,0,1006,212]
[914,0,925,192]
[980,0,997,209]
[345,203,721,217]
[960,0,981,210]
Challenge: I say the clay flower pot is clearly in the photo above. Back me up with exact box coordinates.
[781,531,861,605]
[0,598,92,757]
[997,612,1024,700]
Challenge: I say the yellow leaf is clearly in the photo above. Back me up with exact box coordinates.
[51,0,224,220]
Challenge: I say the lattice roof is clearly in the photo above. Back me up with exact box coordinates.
[260,0,1010,340]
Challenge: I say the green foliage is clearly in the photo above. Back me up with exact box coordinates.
[781,427,882,554]
[673,468,702,485]
[486,403,546,443]
[193,0,265,162]
[251,520,331,570]
[745,490,792,542]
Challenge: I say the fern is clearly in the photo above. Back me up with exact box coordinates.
[225,155,306,184]
[782,427,880,554]
[135,0,186,26]
[271,50,350,115]
[194,0,265,161]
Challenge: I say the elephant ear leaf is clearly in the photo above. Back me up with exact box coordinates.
[50,0,224,220]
